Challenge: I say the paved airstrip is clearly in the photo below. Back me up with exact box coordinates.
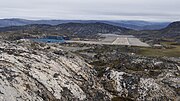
[67,34,149,47]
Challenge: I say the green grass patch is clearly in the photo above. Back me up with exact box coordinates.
[136,42,180,57]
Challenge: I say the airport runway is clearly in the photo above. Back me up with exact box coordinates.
[66,34,149,47]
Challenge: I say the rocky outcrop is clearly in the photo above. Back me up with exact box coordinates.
[100,56,180,101]
[0,40,110,101]
[0,40,179,101]
[75,44,180,101]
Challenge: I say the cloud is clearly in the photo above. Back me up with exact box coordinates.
[0,0,179,21]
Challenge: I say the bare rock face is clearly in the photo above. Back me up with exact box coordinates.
[75,44,180,101]
[0,40,179,101]
[100,57,180,101]
[0,40,110,101]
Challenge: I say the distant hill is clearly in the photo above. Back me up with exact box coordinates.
[0,18,170,30]
[134,21,180,42]
[161,21,180,32]
[0,22,129,34]
[102,20,170,30]
[0,22,130,40]
[158,21,180,38]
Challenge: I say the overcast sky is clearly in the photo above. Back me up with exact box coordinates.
[0,0,180,21]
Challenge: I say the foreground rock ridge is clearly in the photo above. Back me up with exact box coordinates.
[0,40,111,101]
[0,40,179,101]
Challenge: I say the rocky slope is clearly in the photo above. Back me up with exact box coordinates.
[160,21,180,38]
[0,40,111,101]
[74,44,180,101]
[0,40,179,101]
[136,21,180,39]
